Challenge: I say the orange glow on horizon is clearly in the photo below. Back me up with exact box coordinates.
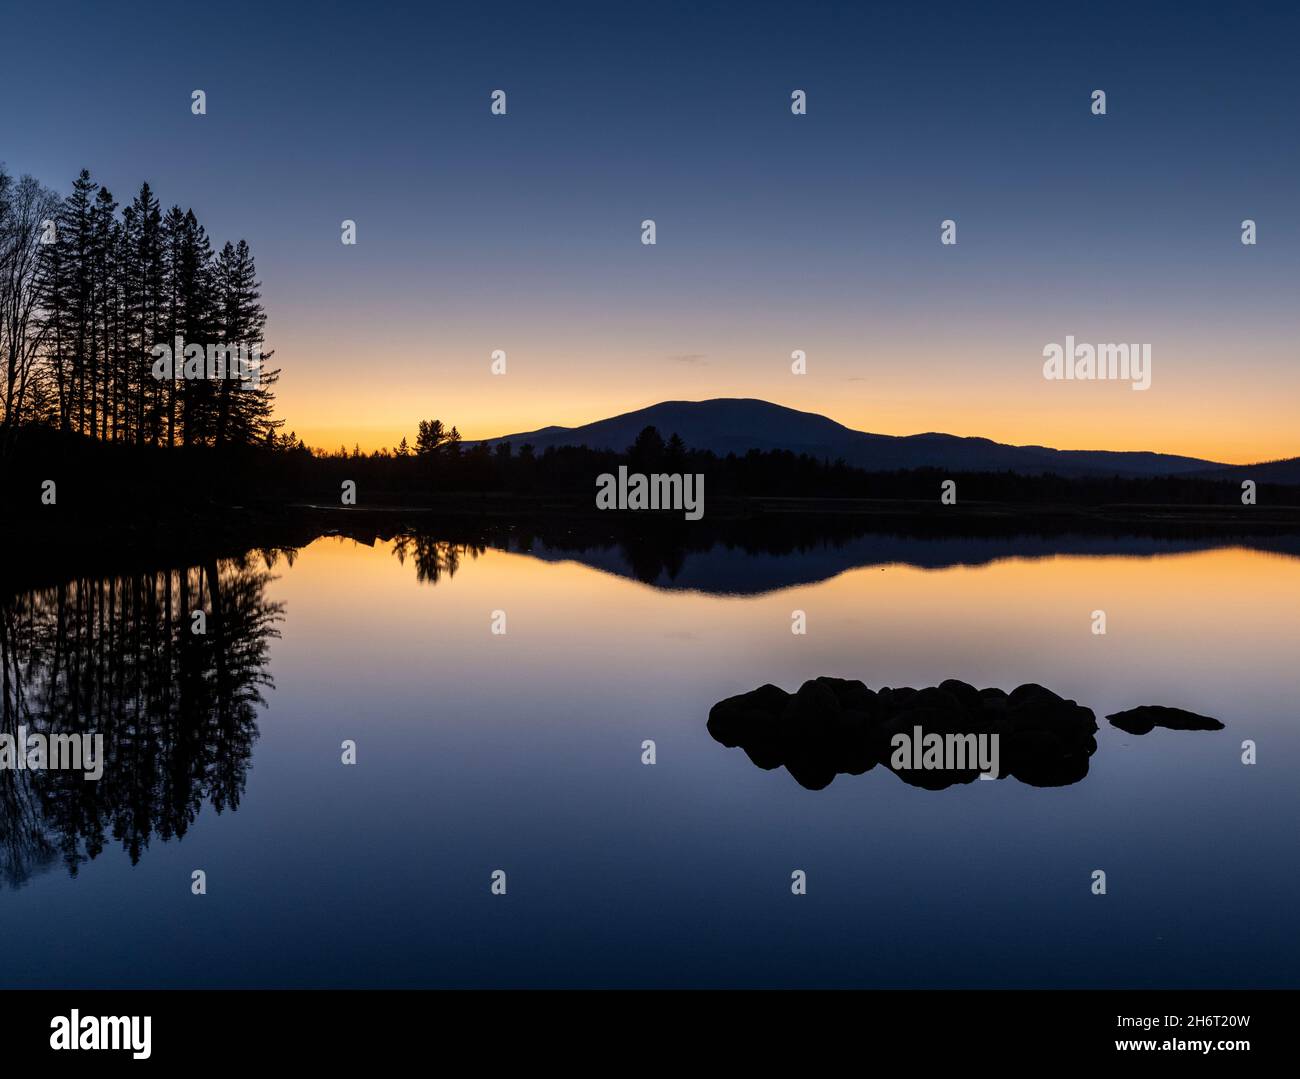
[273,318,1300,465]
[287,396,1292,466]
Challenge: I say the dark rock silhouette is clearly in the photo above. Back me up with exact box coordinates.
[707,677,1098,790]
[1106,705,1224,735]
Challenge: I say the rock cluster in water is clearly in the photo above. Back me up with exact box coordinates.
[707,677,1099,790]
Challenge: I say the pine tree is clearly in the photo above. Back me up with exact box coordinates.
[124,183,163,444]
[90,186,119,440]
[161,206,186,447]
[416,419,445,457]
[63,170,98,436]
[177,210,215,445]
[213,239,278,446]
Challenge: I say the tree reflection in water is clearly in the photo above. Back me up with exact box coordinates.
[0,553,285,888]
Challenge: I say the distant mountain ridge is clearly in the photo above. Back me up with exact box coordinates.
[469,398,1296,479]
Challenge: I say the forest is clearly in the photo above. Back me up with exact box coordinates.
[0,165,279,452]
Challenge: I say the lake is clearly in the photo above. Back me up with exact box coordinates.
[2,525,1297,988]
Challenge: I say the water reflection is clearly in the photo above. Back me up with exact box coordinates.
[0,555,284,888]
[391,535,487,585]
[360,516,1300,596]
[0,524,1293,988]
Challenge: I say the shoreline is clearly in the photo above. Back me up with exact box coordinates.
[6,495,1300,594]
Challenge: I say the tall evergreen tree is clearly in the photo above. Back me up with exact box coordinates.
[177,209,215,445]
[213,239,278,446]
[90,186,119,440]
[62,170,97,436]
[161,206,186,447]
[124,183,163,444]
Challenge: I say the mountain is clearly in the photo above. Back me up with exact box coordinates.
[1186,457,1300,485]
[469,398,1237,478]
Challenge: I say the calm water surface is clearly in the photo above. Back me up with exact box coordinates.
[2,531,1297,987]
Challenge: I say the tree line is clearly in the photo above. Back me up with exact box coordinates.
[0,164,279,451]
[286,422,1285,507]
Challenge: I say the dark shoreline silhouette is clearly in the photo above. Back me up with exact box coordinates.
[8,503,1300,598]
[708,677,1223,791]
[8,422,1300,512]
[6,415,1300,599]
[5,411,1300,580]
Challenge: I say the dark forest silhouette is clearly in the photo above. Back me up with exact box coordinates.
[0,554,284,887]
[0,165,279,451]
[158,418,1300,507]
[323,421,1300,504]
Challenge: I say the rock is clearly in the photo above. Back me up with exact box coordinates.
[706,677,1103,790]
[939,679,983,715]
[1106,705,1224,735]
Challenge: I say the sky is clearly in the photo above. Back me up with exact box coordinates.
[3,0,1297,462]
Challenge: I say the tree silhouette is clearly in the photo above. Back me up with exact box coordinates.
[0,165,279,447]
[628,425,665,465]
[0,168,58,448]
[415,419,445,457]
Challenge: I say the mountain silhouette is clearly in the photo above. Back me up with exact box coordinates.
[470,398,1246,477]
[1185,457,1300,485]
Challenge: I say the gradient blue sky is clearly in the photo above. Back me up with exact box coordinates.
[4,0,1297,459]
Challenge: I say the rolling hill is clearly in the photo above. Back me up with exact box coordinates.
[469,398,1267,478]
